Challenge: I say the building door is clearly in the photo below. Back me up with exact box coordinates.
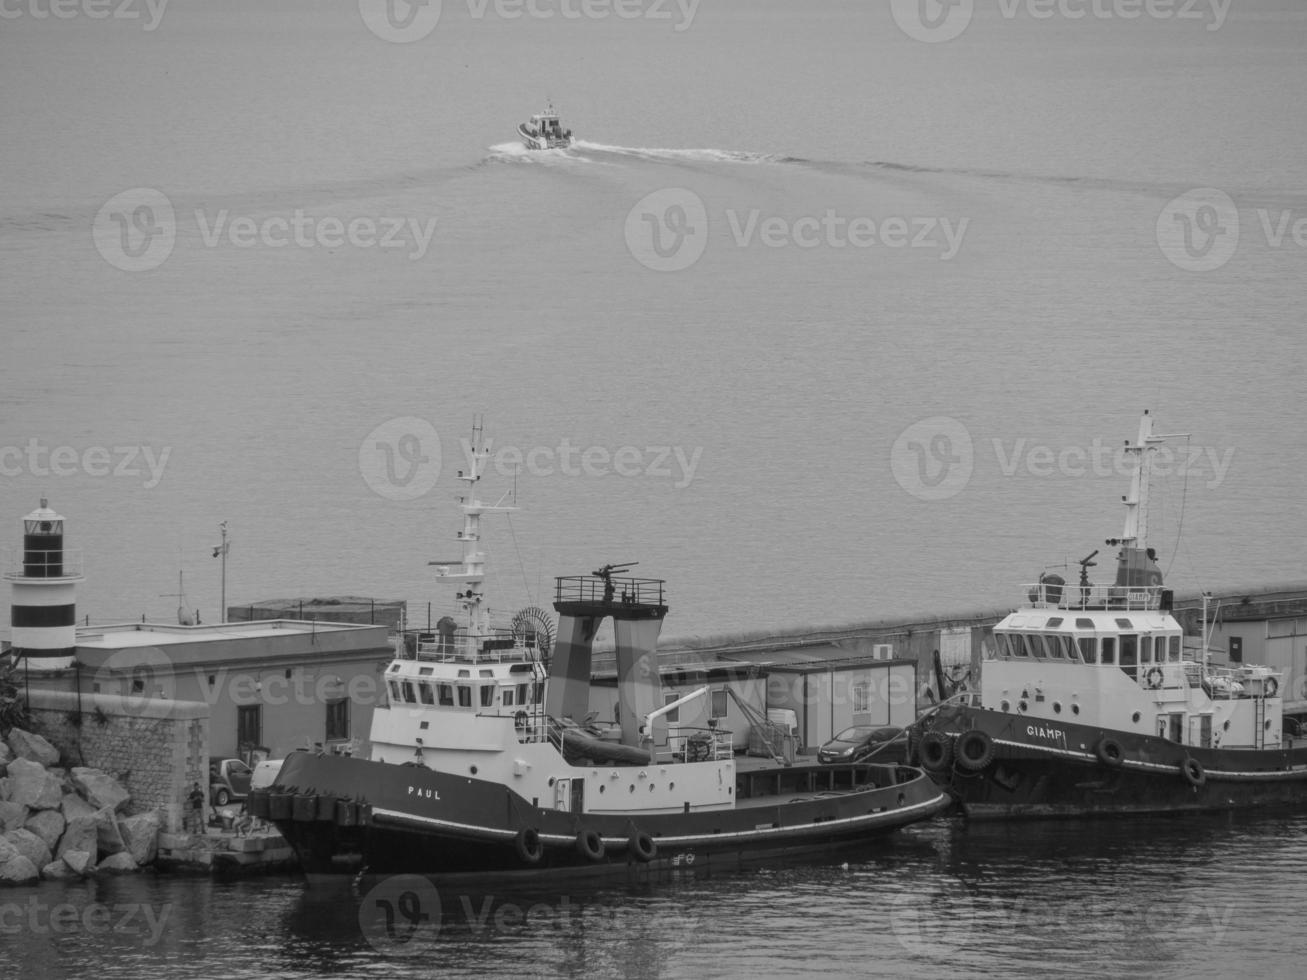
[237,704,262,755]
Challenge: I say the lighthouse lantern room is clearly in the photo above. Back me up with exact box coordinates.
[6,498,84,673]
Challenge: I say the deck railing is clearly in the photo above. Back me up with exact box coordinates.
[1024,582,1163,612]
[555,575,666,608]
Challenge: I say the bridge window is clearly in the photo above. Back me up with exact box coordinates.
[664,692,681,723]
[1168,636,1181,662]
[1120,635,1138,678]
[1076,618,1094,629]
[711,689,728,719]
[1057,635,1079,661]
[1140,635,1153,664]
[1078,637,1097,664]
[480,685,494,708]
[402,681,417,703]
[1101,637,1116,665]
[1043,636,1064,659]
[438,684,454,706]
[388,680,401,702]
[457,686,472,708]
[419,683,435,706]
[517,683,529,705]
[503,688,515,707]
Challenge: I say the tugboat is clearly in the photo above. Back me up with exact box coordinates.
[254,428,949,882]
[916,412,1307,818]
[518,101,573,150]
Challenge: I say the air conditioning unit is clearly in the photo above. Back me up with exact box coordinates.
[872,644,893,661]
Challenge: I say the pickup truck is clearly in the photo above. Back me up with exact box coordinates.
[209,757,253,806]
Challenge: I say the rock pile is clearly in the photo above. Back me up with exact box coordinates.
[0,727,160,885]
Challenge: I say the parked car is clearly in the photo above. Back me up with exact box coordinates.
[209,757,253,806]
[816,726,906,765]
[250,759,284,791]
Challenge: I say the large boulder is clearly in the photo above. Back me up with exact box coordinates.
[0,801,29,833]
[24,809,64,851]
[40,858,77,880]
[61,792,97,822]
[61,849,95,876]
[94,807,125,857]
[2,828,52,871]
[5,729,60,768]
[118,811,161,866]
[56,814,97,861]
[7,759,62,810]
[0,834,17,864]
[70,768,131,814]
[0,741,13,775]
[97,852,138,874]
[0,854,39,885]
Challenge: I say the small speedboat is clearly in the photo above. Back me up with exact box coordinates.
[518,101,573,150]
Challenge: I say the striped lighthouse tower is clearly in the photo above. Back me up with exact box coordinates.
[5,498,84,673]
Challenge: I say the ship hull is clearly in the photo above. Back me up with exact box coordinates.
[517,124,572,150]
[256,751,951,882]
[917,705,1307,819]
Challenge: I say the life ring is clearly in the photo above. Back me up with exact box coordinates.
[514,827,543,864]
[1095,737,1125,768]
[1181,756,1206,789]
[1144,667,1164,690]
[1265,677,1279,698]
[919,731,954,772]
[955,730,996,771]
[628,830,657,863]
[514,710,530,733]
[575,828,606,861]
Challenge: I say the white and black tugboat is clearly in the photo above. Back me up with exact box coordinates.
[916,411,1307,818]
[518,101,573,150]
[254,428,949,882]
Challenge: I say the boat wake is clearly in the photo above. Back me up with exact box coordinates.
[570,141,798,165]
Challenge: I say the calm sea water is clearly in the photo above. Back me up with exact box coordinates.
[4,810,1307,979]
[2,2,1307,975]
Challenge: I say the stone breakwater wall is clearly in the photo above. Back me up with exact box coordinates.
[25,691,211,834]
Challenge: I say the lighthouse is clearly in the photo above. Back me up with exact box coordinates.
[5,498,84,673]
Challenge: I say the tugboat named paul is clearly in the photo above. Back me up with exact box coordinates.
[916,411,1307,818]
[518,101,573,150]
[255,428,949,882]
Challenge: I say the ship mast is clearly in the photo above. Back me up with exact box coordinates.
[1119,410,1161,549]
[428,417,517,651]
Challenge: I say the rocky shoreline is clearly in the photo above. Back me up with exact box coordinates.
[0,727,160,885]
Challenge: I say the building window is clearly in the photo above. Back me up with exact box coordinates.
[237,704,262,751]
[710,689,728,720]
[853,684,870,713]
[1229,636,1243,663]
[326,698,350,741]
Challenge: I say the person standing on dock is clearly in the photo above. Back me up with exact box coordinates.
[188,781,206,835]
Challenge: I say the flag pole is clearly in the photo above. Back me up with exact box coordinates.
[214,521,229,624]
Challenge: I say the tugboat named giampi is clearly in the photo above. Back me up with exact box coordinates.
[252,427,949,882]
[916,411,1307,819]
